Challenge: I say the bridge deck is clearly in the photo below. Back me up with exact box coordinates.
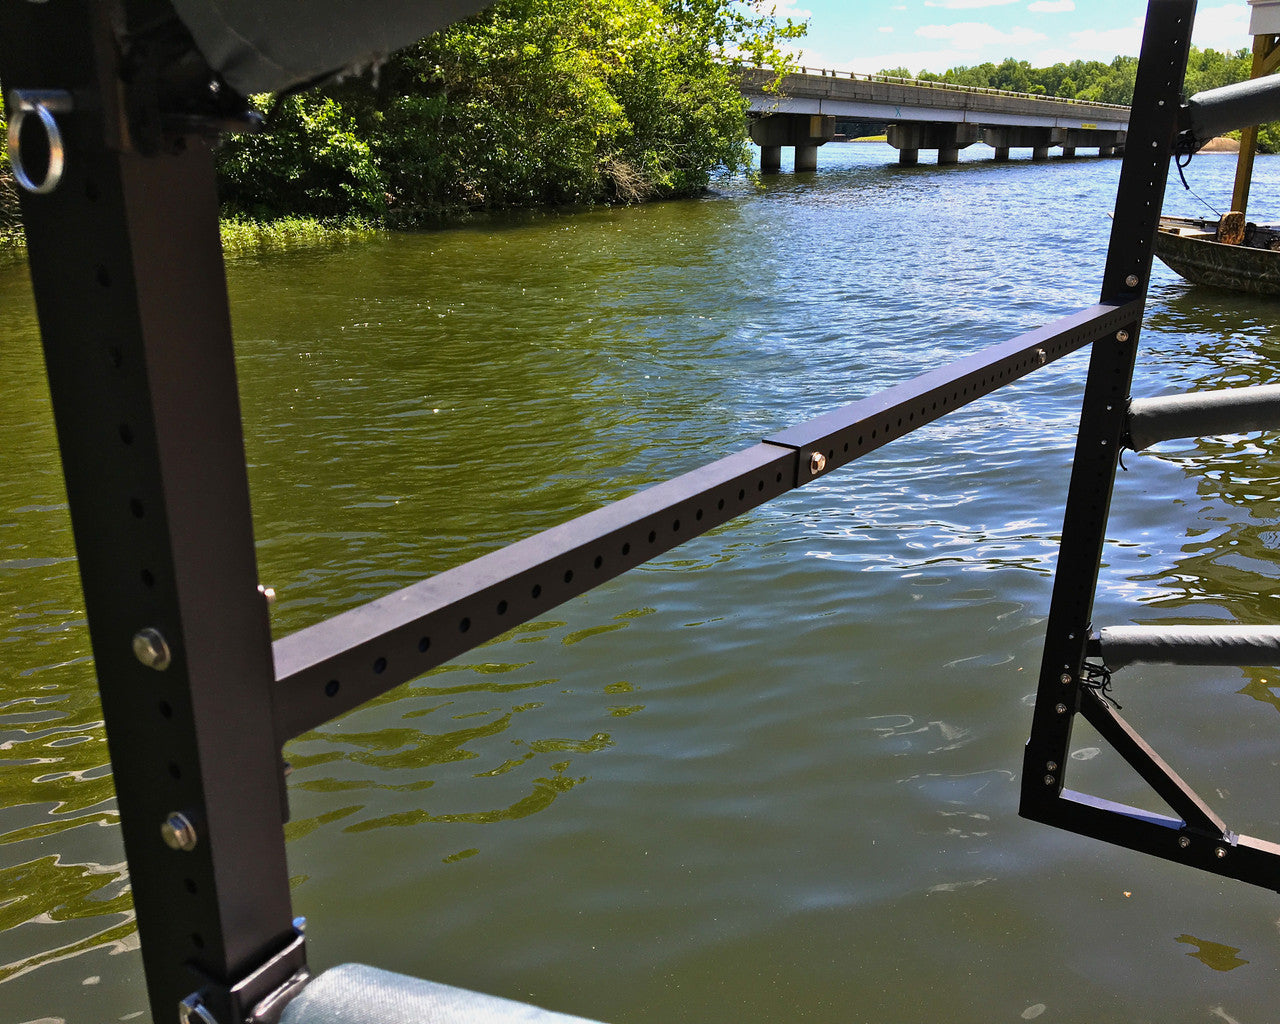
[741,67,1129,132]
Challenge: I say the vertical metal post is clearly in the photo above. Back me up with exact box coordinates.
[0,3,301,1021]
[1021,0,1196,819]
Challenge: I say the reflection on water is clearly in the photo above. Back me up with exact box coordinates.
[1175,934,1250,972]
[4,144,1280,1023]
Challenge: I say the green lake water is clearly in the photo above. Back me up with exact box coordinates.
[3,142,1280,1023]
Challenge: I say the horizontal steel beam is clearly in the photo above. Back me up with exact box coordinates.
[272,300,1140,744]
[1022,789,1280,892]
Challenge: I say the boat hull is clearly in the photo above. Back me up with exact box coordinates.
[1154,215,1280,295]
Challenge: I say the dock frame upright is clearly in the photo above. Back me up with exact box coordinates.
[1021,2,1280,889]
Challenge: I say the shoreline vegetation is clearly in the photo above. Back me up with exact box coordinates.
[0,17,1275,256]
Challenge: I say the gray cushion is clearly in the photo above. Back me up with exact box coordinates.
[279,964,606,1024]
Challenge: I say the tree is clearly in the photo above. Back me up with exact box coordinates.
[216,0,806,223]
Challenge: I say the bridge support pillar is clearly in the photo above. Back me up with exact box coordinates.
[1061,145,1076,158]
[983,126,1053,160]
[794,144,820,172]
[750,114,836,174]
[886,122,979,165]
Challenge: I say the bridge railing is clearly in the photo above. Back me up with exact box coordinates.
[751,64,1130,111]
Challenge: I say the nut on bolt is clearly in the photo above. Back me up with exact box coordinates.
[809,452,827,475]
[258,583,277,605]
[1115,329,1130,343]
[161,812,198,852]
[1178,835,1191,849]
[132,627,171,671]
[1125,274,1140,288]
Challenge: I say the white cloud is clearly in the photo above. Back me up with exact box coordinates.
[1190,4,1250,53]
[1028,0,1074,12]
[916,21,1047,48]
[1060,16,1144,60]
[770,1,813,19]
[923,0,1020,7]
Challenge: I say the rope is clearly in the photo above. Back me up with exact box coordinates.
[1173,143,1223,219]
[1081,660,1122,710]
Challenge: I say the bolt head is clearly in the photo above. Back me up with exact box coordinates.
[1035,348,1047,365]
[809,452,827,475]
[1046,761,1058,773]
[1055,702,1068,715]
[1115,330,1130,343]
[161,812,198,852]
[1215,846,1227,859]
[258,584,277,605]
[133,628,171,671]
[1059,673,1072,685]
[1125,274,1140,288]
[1178,835,1191,849]
[1043,774,1055,786]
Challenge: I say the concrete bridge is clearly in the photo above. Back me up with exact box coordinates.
[741,67,1130,171]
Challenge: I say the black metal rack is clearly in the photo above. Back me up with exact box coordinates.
[3,1,1276,1021]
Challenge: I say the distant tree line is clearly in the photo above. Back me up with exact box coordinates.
[878,47,1280,152]
[216,0,804,225]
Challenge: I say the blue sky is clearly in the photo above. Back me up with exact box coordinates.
[775,1,1253,75]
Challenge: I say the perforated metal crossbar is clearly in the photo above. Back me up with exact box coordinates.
[271,301,1136,743]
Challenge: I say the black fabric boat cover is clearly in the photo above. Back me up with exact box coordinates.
[1184,74,1280,147]
[278,964,605,1024]
[1126,384,1280,451]
[168,0,496,94]
[1098,625,1280,671]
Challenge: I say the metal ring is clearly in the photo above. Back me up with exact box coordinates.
[7,94,67,195]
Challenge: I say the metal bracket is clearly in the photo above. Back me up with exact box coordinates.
[182,926,311,1024]
[6,89,73,194]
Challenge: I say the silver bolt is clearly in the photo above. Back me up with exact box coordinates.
[1035,348,1047,365]
[1215,846,1227,860]
[133,628,171,671]
[1059,673,1072,685]
[1055,703,1068,715]
[258,583,277,605]
[1125,274,1140,288]
[161,812,198,852]
[1178,835,1191,849]
[1046,761,1058,773]
[1044,774,1055,786]
[809,452,827,475]
[179,995,218,1024]
[1115,330,1130,343]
